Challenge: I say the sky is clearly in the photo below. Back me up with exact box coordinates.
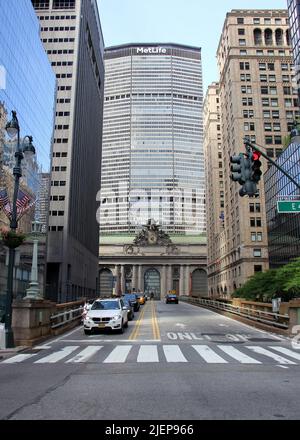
[98,0,287,93]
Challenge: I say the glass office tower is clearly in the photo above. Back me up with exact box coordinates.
[0,0,56,175]
[101,43,205,237]
[265,140,300,268]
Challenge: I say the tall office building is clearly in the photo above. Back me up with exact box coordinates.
[101,43,205,237]
[99,43,207,299]
[288,1,300,68]
[265,137,300,268]
[32,0,105,302]
[0,0,55,302]
[208,9,298,297]
[203,83,226,298]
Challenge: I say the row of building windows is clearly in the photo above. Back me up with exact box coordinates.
[57,85,72,91]
[51,181,66,186]
[56,73,72,78]
[55,124,69,130]
[52,61,73,66]
[39,15,76,20]
[42,38,75,43]
[47,49,74,55]
[52,166,67,171]
[41,26,75,31]
[50,195,65,201]
[237,17,288,25]
[53,152,68,157]
[56,111,70,116]
[48,226,64,231]
[239,49,292,56]
[54,138,69,144]
[49,210,64,216]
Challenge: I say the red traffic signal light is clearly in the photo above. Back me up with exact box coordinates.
[252,151,261,161]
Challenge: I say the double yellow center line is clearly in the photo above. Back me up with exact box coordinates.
[151,300,160,341]
[129,300,161,341]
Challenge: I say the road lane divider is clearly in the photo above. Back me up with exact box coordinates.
[128,302,148,340]
[151,301,161,341]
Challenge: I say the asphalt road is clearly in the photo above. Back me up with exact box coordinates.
[0,300,300,420]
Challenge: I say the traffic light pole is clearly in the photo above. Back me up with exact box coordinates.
[244,138,300,191]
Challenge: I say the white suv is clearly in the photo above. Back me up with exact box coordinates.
[83,298,128,335]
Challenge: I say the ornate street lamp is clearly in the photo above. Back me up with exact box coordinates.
[4,111,35,348]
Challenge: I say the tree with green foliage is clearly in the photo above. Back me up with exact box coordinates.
[232,258,300,303]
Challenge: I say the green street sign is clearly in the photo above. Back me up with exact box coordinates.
[277,201,300,213]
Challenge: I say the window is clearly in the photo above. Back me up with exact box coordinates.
[260,74,267,82]
[265,136,273,144]
[254,265,262,273]
[271,98,278,107]
[240,62,250,70]
[237,18,244,24]
[253,249,262,257]
[264,122,272,132]
[253,18,260,24]
[238,29,245,35]
[259,63,266,70]
[284,86,291,95]
[263,110,270,119]
[268,63,275,71]
[261,86,268,95]
[239,39,246,46]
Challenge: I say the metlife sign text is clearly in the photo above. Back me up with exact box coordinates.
[136,47,168,55]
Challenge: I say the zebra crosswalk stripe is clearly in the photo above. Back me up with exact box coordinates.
[192,345,228,363]
[269,346,300,361]
[137,345,159,363]
[2,353,37,364]
[34,346,79,364]
[66,346,103,363]
[218,345,261,364]
[247,346,296,365]
[163,345,188,363]
[103,345,132,363]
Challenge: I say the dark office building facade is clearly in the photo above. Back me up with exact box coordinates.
[32,0,105,302]
[265,138,300,268]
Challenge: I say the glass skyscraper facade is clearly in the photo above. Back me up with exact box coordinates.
[288,0,300,68]
[265,140,300,268]
[0,0,56,176]
[101,43,205,237]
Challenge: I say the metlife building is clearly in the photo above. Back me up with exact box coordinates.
[100,43,205,238]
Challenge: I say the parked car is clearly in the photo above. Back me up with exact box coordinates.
[123,299,135,321]
[83,298,128,335]
[165,294,178,304]
[123,293,140,312]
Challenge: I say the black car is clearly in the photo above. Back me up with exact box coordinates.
[123,299,135,321]
[123,293,140,312]
[166,294,178,304]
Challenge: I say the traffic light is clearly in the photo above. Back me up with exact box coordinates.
[250,151,262,183]
[230,153,258,197]
[230,154,246,184]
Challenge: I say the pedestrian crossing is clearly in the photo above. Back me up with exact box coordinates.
[1,344,300,366]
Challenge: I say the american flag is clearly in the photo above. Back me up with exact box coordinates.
[0,188,12,219]
[0,188,9,208]
[16,189,31,209]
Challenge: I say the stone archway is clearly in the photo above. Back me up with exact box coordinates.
[191,269,208,297]
[99,268,114,297]
[144,268,161,300]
